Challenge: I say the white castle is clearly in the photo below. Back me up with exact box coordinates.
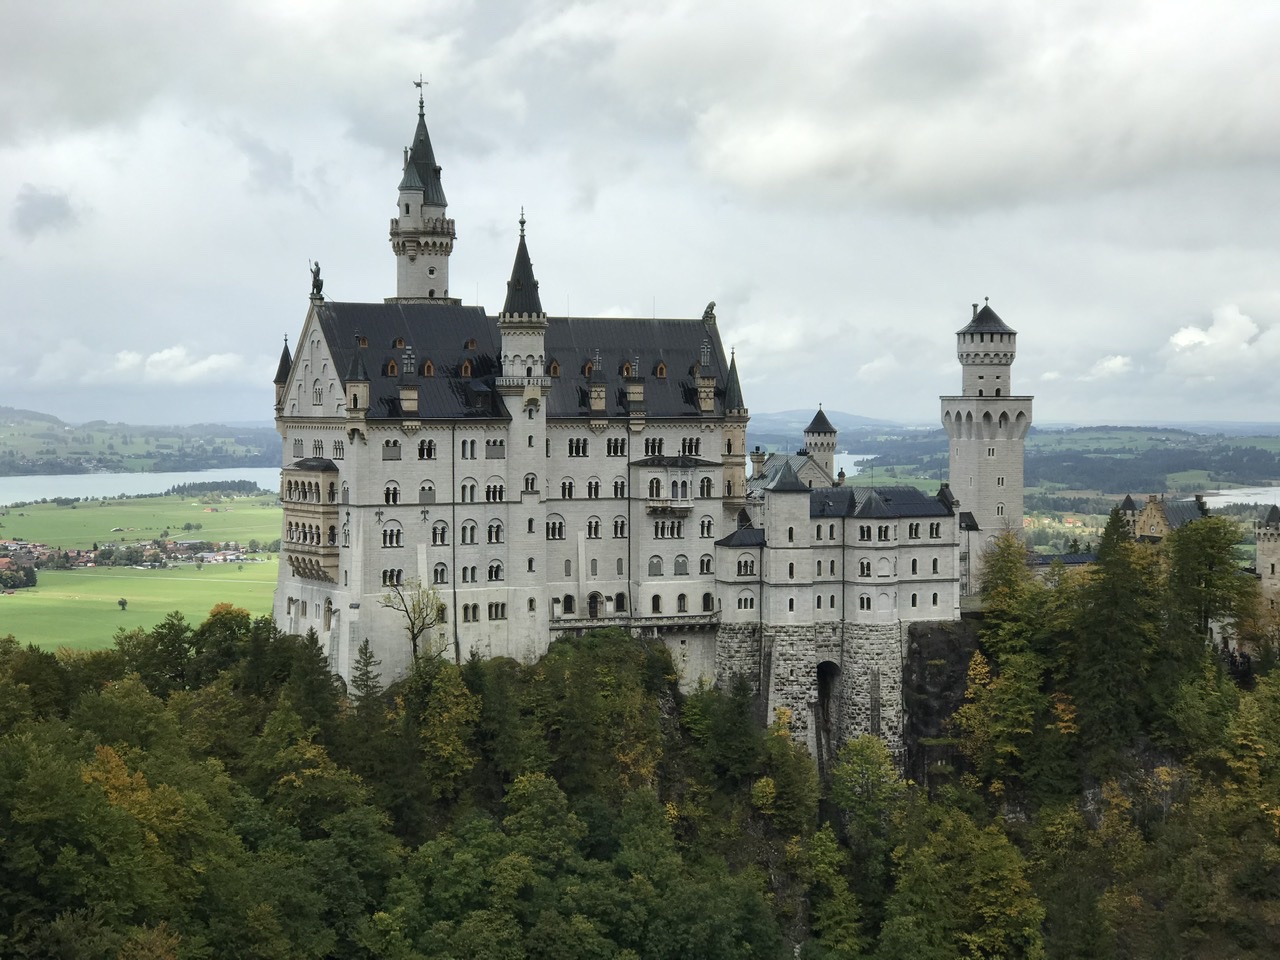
[271,92,1030,756]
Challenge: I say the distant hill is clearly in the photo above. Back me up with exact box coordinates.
[746,409,905,452]
[0,407,276,476]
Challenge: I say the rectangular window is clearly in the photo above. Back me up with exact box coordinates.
[997,476,1005,486]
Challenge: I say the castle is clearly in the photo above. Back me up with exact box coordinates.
[271,92,1030,756]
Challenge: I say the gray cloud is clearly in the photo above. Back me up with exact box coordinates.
[10,184,78,239]
[2,0,1280,427]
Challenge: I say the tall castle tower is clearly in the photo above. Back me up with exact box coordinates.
[940,300,1032,592]
[388,87,456,301]
[1257,506,1280,612]
[803,406,837,483]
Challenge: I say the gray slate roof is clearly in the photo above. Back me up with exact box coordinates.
[805,407,836,434]
[810,485,954,519]
[715,526,765,548]
[501,229,543,317]
[400,102,448,207]
[1164,499,1208,529]
[274,340,293,385]
[284,457,338,473]
[957,302,1016,336]
[725,353,745,411]
[313,301,735,422]
[766,460,809,493]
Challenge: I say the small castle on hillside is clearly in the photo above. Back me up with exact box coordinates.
[270,87,1031,759]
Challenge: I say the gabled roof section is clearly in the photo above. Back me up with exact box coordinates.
[273,338,293,385]
[399,96,448,207]
[716,525,765,548]
[501,219,544,317]
[805,406,836,434]
[1120,494,1137,512]
[957,301,1016,336]
[544,314,730,418]
[1164,499,1207,530]
[766,460,809,493]
[317,301,505,420]
[725,351,745,411]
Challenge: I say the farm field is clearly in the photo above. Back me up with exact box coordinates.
[0,493,281,550]
[0,560,279,651]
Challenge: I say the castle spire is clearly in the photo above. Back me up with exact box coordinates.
[501,214,544,317]
[389,82,455,301]
[725,350,745,412]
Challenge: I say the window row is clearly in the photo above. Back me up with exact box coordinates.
[646,555,713,577]
[286,522,336,546]
[428,562,505,584]
[284,479,336,503]
[293,439,344,460]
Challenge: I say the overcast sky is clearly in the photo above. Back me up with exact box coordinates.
[4,0,1280,428]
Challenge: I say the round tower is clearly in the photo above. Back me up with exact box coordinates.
[389,86,456,301]
[803,405,837,484]
[940,299,1033,593]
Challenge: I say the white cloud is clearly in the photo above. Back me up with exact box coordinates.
[1083,355,1132,380]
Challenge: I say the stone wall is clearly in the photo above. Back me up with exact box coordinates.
[715,622,762,692]
[903,619,979,787]
[839,622,906,756]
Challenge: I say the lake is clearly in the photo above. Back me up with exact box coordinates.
[0,467,282,507]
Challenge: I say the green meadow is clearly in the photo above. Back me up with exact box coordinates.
[0,493,283,650]
[0,493,281,551]
[0,560,280,651]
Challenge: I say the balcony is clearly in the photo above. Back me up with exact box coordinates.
[645,497,694,517]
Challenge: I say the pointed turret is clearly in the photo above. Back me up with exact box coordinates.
[345,335,371,416]
[273,336,292,385]
[399,94,448,207]
[273,336,293,411]
[501,214,544,318]
[766,459,809,493]
[803,405,837,485]
[725,351,745,413]
[389,86,455,301]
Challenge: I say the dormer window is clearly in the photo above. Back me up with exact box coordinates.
[421,359,434,377]
[622,362,633,377]
[584,361,594,378]
[461,359,473,377]
[386,359,398,377]
[549,360,560,377]
[465,338,477,350]
[359,336,368,347]
[393,337,405,348]
[655,362,667,378]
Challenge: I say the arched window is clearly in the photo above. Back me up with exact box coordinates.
[616,592,627,612]
[433,563,448,584]
[651,594,662,613]
[387,359,398,377]
[996,502,1005,517]
[432,521,449,545]
[702,592,714,612]
[422,359,434,376]
[788,526,794,542]
[648,556,663,577]
[488,562,503,581]
[677,593,687,612]
[648,477,661,498]
[932,558,939,574]
[384,482,400,504]
[461,359,473,377]
[674,555,689,576]
[549,360,560,377]
[488,522,503,543]
[656,362,667,378]
[788,562,795,579]
[563,594,575,614]
[524,473,537,492]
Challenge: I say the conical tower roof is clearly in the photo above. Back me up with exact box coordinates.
[957,300,1016,336]
[805,406,836,435]
[725,351,745,411]
[273,338,293,385]
[399,93,448,207]
[1266,504,1280,526]
[345,337,370,383]
[501,215,544,317]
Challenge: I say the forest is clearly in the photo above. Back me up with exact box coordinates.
[2,511,1280,958]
